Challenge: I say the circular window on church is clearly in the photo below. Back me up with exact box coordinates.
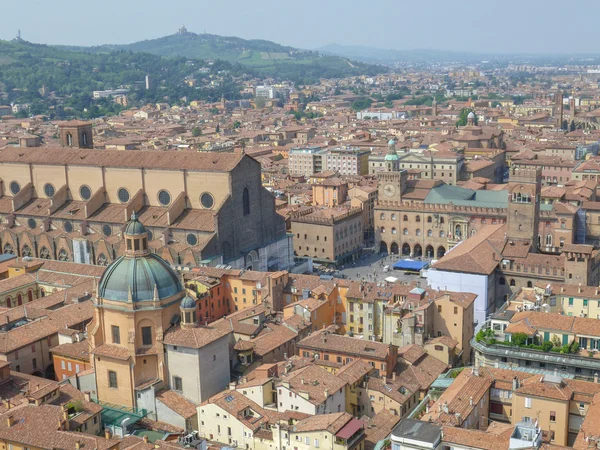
[9,181,20,195]
[200,192,214,209]
[102,225,112,236]
[117,188,130,204]
[64,221,73,233]
[27,218,36,229]
[187,233,198,246]
[44,183,55,198]
[158,190,171,206]
[80,185,92,201]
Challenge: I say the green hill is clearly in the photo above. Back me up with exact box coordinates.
[60,31,386,79]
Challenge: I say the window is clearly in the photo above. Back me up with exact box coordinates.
[243,188,250,216]
[437,305,442,313]
[158,190,171,206]
[141,326,152,345]
[314,439,319,448]
[305,437,310,445]
[64,221,73,233]
[80,185,92,200]
[568,298,574,306]
[550,411,556,422]
[44,183,55,198]
[525,397,531,408]
[173,376,183,391]
[32,358,37,369]
[403,228,408,235]
[9,181,20,195]
[187,234,198,246]
[112,325,121,344]
[454,306,458,314]
[108,370,118,389]
[117,188,130,203]
[102,225,112,237]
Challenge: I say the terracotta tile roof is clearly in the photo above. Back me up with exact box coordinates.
[92,344,131,361]
[442,422,513,450]
[163,324,231,349]
[280,364,347,405]
[293,412,353,434]
[363,410,401,450]
[432,224,504,275]
[398,345,426,364]
[0,404,116,450]
[156,389,197,419]
[336,359,373,384]
[297,330,393,360]
[50,339,90,361]
[421,369,492,426]
[0,147,244,172]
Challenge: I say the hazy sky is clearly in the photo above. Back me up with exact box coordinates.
[2,0,599,54]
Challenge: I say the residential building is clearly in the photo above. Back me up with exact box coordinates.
[323,147,371,176]
[296,330,398,377]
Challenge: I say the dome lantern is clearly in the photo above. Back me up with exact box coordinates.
[123,211,149,256]
[180,294,197,328]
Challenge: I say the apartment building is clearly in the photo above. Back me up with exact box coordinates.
[323,147,371,176]
[296,330,398,377]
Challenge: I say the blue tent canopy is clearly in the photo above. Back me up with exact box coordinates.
[392,259,428,271]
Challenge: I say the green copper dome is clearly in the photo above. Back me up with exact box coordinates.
[98,254,183,302]
[385,152,399,161]
[123,211,147,236]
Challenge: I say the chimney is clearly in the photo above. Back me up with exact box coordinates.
[392,372,396,381]
[324,388,329,399]
[143,436,149,444]
[84,392,91,402]
[75,441,81,450]
[104,429,112,440]
[469,396,473,406]
[6,416,13,427]
[455,413,461,426]
[442,401,449,414]
[301,378,305,385]
[62,408,70,431]
[512,377,519,391]
[229,382,236,391]
[284,353,288,360]
[595,373,599,384]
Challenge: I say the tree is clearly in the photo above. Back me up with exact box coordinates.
[233,120,241,129]
[456,108,478,127]
[351,97,372,112]
[511,332,528,347]
[192,127,201,137]
[254,97,266,109]
[570,120,576,132]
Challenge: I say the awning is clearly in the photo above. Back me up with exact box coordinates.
[336,418,364,439]
[392,259,428,271]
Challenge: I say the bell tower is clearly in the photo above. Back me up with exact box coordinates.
[58,120,93,149]
[507,167,541,252]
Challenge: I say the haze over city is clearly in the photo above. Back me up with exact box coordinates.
[4,2,600,450]
[2,0,600,54]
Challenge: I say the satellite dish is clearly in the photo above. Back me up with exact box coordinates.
[541,304,550,313]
